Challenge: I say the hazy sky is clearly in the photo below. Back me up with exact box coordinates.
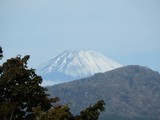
[0,0,160,72]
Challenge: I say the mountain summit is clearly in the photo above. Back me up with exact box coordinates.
[37,50,122,85]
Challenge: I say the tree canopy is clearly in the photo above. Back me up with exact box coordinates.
[0,54,105,120]
[0,55,55,119]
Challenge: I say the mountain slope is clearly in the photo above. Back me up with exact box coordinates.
[37,50,122,85]
[47,65,160,120]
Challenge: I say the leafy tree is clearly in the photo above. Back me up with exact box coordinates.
[76,100,105,120]
[33,105,74,120]
[33,100,105,120]
[0,55,105,120]
[0,55,56,120]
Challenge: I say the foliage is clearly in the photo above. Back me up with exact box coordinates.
[33,105,74,120]
[0,46,3,59]
[0,54,105,120]
[33,100,105,120]
[76,100,105,120]
[0,55,55,119]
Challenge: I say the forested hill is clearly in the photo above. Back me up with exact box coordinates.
[47,65,160,120]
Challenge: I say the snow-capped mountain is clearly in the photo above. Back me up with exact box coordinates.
[36,50,123,85]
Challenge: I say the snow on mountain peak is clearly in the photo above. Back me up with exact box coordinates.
[37,50,123,85]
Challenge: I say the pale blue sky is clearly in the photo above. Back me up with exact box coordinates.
[0,0,160,72]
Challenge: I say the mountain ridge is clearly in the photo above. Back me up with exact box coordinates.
[47,65,160,120]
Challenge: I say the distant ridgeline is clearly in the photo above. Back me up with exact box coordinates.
[47,65,160,120]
